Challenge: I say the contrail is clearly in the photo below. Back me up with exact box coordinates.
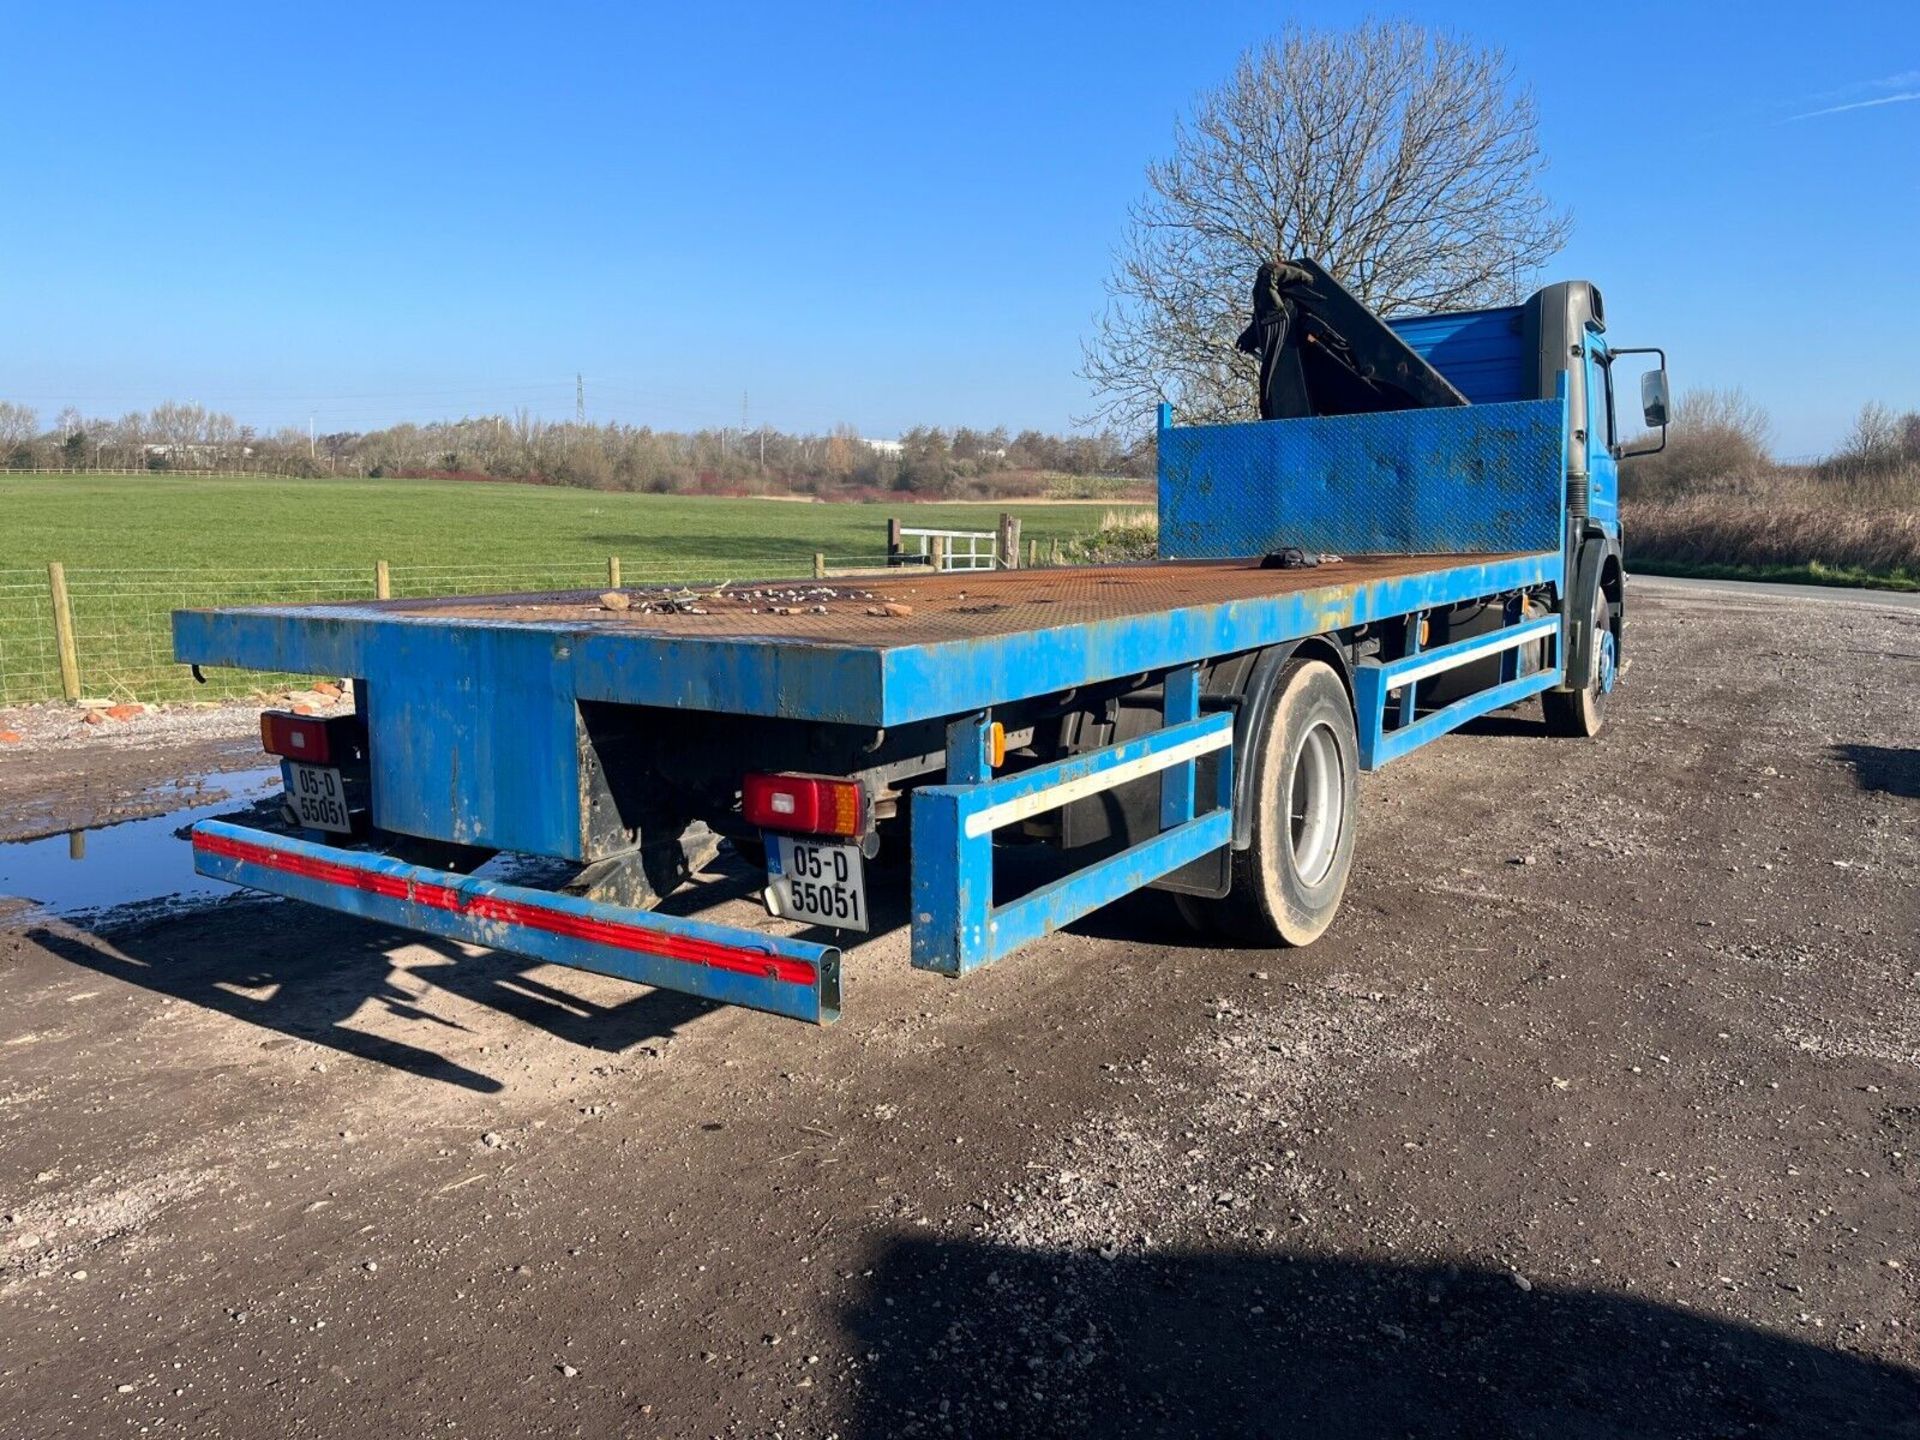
[1788,90,1920,121]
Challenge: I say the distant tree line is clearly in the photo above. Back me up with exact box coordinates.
[0,400,1153,498]
[1620,390,1920,584]
[1622,389,1920,503]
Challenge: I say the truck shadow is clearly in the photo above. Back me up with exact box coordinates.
[28,902,717,1094]
[840,1237,1920,1438]
[1453,710,1556,740]
[1833,743,1920,799]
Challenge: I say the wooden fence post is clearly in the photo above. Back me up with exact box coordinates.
[1050,536,1063,565]
[886,517,903,565]
[813,551,827,579]
[997,512,1022,569]
[374,559,391,600]
[608,555,622,589]
[1027,537,1039,567]
[929,535,947,572]
[46,562,80,702]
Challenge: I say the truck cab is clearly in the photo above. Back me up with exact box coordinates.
[1389,279,1668,733]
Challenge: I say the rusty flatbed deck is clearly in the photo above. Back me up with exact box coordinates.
[390,555,1529,649]
[176,552,1559,727]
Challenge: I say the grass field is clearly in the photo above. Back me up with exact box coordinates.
[0,473,1151,706]
[15,469,1907,708]
[1627,556,1919,591]
[1,472,1134,574]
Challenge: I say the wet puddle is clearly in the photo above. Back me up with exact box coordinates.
[0,767,283,923]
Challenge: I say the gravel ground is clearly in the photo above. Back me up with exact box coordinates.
[0,689,348,843]
[0,578,1915,1438]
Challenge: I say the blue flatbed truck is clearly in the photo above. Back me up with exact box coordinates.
[174,272,1668,1026]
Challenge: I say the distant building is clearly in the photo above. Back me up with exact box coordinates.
[143,442,254,463]
[860,437,904,457]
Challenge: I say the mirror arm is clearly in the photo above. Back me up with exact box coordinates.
[1620,424,1667,460]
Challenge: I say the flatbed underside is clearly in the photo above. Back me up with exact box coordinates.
[372,554,1531,648]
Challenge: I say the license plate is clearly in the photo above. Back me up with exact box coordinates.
[764,835,868,932]
[285,761,352,834]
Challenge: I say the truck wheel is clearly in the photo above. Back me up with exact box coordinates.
[1543,583,1616,738]
[1185,657,1358,947]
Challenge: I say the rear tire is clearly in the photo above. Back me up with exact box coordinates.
[1544,582,1617,738]
[1184,658,1358,947]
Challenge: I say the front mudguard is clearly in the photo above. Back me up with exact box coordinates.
[1560,532,1623,691]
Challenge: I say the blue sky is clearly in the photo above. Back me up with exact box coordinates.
[4,0,1915,455]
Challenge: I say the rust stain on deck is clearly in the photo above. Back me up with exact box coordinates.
[366,556,1525,650]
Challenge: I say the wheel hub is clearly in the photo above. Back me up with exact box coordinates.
[1288,723,1346,886]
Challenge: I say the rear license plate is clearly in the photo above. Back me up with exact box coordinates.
[285,761,352,834]
[764,834,868,932]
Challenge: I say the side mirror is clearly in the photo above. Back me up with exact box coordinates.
[1641,370,1670,429]
[1611,346,1669,459]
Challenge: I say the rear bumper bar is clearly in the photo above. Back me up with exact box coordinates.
[191,820,841,1024]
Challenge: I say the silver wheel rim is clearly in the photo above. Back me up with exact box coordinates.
[1288,722,1345,886]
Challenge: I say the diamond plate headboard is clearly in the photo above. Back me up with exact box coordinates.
[1157,397,1567,558]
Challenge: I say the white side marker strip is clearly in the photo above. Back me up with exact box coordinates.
[964,728,1232,838]
[1388,618,1560,688]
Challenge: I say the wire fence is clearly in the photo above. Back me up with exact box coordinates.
[0,552,946,707]
[0,573,60,706]
[3,467,298,478]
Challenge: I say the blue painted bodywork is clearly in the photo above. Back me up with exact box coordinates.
[1582,331,1622,535]
[1157,398,1566,559]
[366,622,587,856]
[1388,306,1529,404]
[174,556,1562,737]
[871,551,1558,722]
[1353,615,1564,768]
[1160,663,1200,826]
[910,712,1234,975]
[175,551,1556,877]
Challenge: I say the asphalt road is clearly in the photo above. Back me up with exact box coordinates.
[1,578,1916,1438]
[1634,572,1920,610]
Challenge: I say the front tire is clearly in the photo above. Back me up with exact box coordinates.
[1183,657,1359,947]
[1544,581,1617,738]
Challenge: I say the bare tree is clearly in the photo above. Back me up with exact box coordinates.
[1620,387,1773,498]
[148,401,210,448]
[1818,400,1920,483]
[1842,401,1900,462]
[109,410,148,465]
[0,401,39,447]
[1084,22,1572,425]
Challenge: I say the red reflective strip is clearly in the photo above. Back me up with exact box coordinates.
[193,831,816,988]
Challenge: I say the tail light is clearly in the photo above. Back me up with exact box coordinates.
[742,773,866,837]
[261,710,363,765]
